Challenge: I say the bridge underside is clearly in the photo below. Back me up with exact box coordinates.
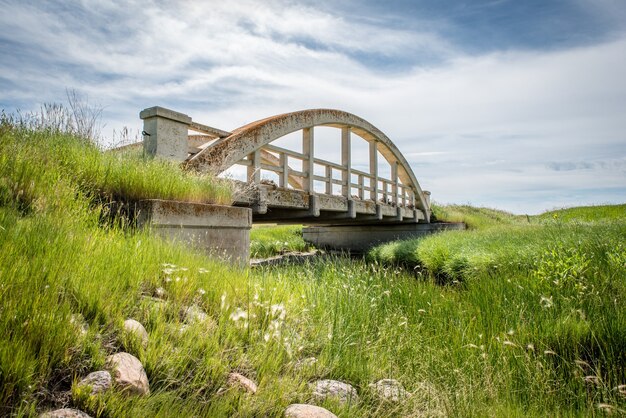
[234,184,425,225]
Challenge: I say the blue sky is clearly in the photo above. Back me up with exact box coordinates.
[1,0,625,213]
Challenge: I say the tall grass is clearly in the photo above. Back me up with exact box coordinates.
[2,120,626,416]
[0,115,232,208]
[250,225,310,258]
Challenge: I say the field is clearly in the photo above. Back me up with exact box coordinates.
[1,121,625,416]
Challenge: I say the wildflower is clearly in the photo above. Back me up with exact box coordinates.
[270,303,286,320]
[540,295,553,308]
[229,308,248,322]
[162,268,175,275]
[526,344,535,352]
[198,268,209,274]
[507,329,514,335]
[197,288,206,296]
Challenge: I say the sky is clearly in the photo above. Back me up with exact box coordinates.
[1,0,625,214]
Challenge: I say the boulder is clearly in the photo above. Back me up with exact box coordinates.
[40,409,92,418]
[123,319,149,348]
[310,379,358,404]
[76,370,112,395]
[284,404,337,418]
[106,352,150,395]
[227,372,258,394]
[368,379,410,402]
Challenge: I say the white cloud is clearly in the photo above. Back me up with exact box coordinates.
[0,0,624,213]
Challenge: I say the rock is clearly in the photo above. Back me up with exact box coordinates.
[368,379,410,402]
[106,352,150,395]
[123,319,149,348]
[40,409,92,418]
[310,379,358,404]
[284,404,337,418]
[76,370,112,395]
[227,372,258,394]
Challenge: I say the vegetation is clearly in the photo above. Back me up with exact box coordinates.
[1,118,625,416]
[250,225,310,258]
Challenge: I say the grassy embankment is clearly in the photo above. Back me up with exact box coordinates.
[1,116,625,416]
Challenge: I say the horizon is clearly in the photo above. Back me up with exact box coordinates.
[1,0,625,214]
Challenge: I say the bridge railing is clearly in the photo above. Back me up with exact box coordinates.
[233,131,416,208]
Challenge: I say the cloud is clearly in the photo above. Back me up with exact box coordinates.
[0,0,624,213]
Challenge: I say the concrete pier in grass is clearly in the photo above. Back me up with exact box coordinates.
[302,222,466,253]
[133,200,252,266]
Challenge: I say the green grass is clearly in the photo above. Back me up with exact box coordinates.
[2,121,626,416]
[250,225,310,258]
[0,117,232,211]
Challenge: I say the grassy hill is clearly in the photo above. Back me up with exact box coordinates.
[1,119,626,417]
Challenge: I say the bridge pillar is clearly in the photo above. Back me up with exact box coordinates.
[302,222,465,253]
[140,106,191,161]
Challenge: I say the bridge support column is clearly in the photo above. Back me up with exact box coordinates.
[302,222,465,253]
[140,106,191,161]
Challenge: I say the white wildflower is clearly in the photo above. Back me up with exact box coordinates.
[540,295,553,308]
[230,308,248,322]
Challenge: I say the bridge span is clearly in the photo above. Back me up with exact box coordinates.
[140,106,432,225]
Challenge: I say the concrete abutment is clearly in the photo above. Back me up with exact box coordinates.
[302,222,466,253]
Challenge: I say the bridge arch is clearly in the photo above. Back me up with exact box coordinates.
[185,109,430,218]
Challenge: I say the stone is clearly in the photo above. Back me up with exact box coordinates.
[76,370,112,395]
[227,372,258,394]
[284,404,337,418]
[310,379,358,404]
[40,409,92,418]
[368,379,410,402]
[123,319,149,348]
[106,352,150,395]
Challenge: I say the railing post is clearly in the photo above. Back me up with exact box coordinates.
[303,128,315,192]
[391,161,399,205]
[325,166,332,195]
[358,174,364,200]
[247,150,261,183]
[369,140,378,201]
[342,127,351,197]
[279,153,289,188]
[140,106,191,161]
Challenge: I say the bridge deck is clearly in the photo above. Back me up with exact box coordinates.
[233,184,425,224]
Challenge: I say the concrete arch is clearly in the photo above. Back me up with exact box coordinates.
[185,109,429,215]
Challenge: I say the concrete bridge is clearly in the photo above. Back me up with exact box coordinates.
[138,106,462,258]
[140,106,431,223]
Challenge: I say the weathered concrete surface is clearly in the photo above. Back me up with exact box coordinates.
[183,108,430,221]
[302,222,466,253]
[134,199,252,266]
[233,185,425,224]
[140,106,191,161]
